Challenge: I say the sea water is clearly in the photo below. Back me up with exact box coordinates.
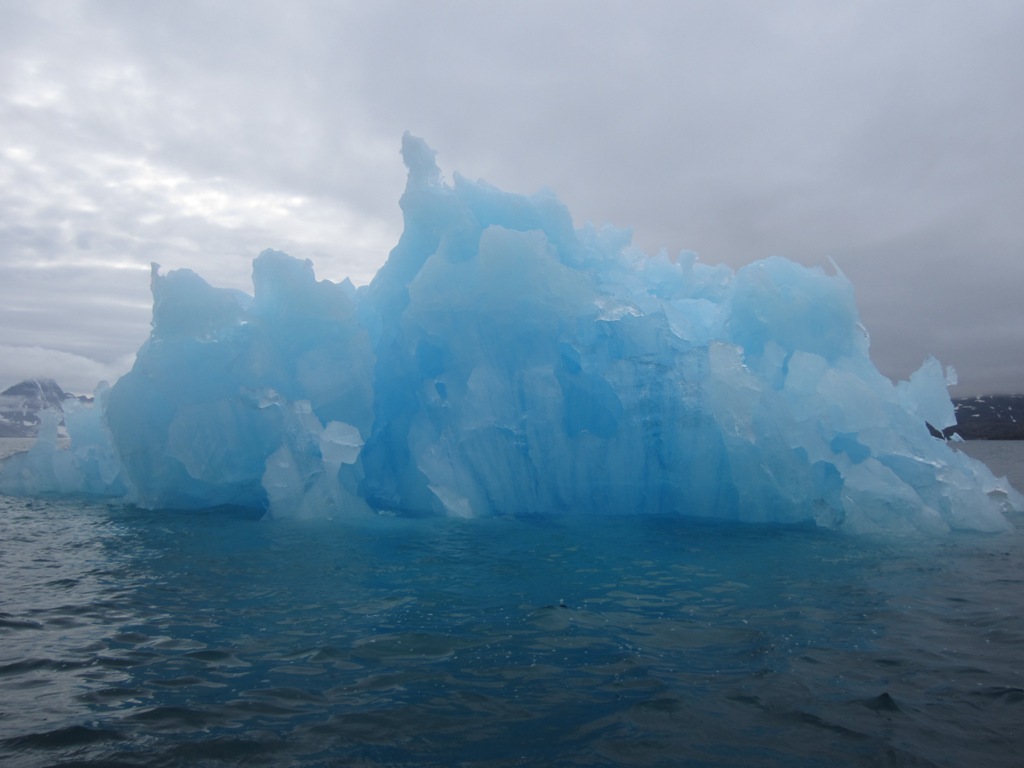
[0,438,1022,767]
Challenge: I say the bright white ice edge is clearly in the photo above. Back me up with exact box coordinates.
[2,135,1021,534]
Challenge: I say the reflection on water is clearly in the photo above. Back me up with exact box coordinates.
[0,441,1022,766]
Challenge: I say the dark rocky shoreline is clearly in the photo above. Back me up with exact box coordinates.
[946,395,1024,440]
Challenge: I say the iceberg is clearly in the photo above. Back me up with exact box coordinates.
[2,134,1020,533]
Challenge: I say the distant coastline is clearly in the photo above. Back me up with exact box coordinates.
[945,395,1024,440]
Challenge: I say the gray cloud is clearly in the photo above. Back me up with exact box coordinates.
[2,0,1023,394]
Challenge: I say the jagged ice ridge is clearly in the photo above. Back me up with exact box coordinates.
[2,135,1021,534]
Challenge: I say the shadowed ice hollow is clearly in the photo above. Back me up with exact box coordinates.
[2,135,1021,534]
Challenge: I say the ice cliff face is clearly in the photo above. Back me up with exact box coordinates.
[2,134,1020,533]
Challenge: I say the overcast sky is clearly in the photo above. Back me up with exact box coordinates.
[2,0,1023,396]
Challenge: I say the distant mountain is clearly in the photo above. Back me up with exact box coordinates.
[0,379,89,438]
[945,395,1024,440]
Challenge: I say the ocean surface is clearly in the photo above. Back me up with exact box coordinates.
[1,438,1022,767]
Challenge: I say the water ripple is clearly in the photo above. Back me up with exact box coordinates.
[1,493,1023,766]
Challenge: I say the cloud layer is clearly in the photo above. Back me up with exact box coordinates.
[2,1,1023,394]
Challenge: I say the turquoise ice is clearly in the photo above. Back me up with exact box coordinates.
[2,135,1020,533]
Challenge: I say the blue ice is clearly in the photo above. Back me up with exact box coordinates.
[2,134,1020,534]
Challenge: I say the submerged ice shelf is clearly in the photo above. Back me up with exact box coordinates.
[2,135,1020,533]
